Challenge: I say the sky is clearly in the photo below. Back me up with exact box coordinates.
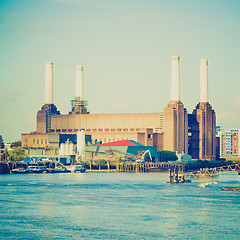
[1,0,240,143]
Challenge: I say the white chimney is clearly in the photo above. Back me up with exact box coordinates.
[200,59,208,102]
[77,130,86,161]
[75,65,83,100]
[45,62,53,104]
[171,56,180,101]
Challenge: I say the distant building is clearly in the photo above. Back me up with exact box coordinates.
[22,133,91,157]
[217,128,240,157]
[0,135,4,149]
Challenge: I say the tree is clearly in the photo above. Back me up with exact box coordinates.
[3,148,9,161]
[159,151,178,162]
[12,141,21,147]
[8,147,28,161]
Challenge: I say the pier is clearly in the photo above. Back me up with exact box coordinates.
[115,162,188,173]
[169,163,240,182]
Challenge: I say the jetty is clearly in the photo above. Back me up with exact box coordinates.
[183,163,240,180]
[168,163,240,182]
[115,162,187,173]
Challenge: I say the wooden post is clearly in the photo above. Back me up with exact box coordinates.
[116,162,119,172]
[176,166,179,182]
[169,167,173,183]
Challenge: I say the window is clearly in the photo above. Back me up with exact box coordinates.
[33,139,35,144]
[41,139,43,144]
[45,139,47,144]
[37,139,39,144]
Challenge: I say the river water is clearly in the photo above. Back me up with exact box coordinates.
[0,172,239,240]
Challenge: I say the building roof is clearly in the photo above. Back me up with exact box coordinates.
[95,140,144,147]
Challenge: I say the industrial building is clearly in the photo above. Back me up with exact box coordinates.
[188,60,216,160]
[22,57,217,160]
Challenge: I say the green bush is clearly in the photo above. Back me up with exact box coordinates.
[8,147,28,162]
[159,151,177,162]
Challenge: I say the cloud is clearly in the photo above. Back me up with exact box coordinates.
[19,23,44,33]
[0,90,22,104]
[0,11,44,34]
[231,96,240,107]
[215,95,240,128]
[0,91,8,102]
[110,101,137,113]
[217,110,240,128]
[26,115,36,125]
[0,12,21,22]
[46,0,102,7]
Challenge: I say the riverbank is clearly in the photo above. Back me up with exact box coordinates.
[0,161,189,174]
[0,160,233,175]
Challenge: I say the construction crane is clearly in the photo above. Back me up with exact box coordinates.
[136,150,152,163]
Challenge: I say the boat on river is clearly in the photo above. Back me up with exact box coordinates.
[220,187,240,191]
[26,166,47,173]
[46,167,71,173]
[73,165,86,173]
[197,182,217,188]
[10,168,29,174]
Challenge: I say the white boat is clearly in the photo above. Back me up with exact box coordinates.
[46,167,71,173]
[26,166,47,173]
[10,168,28,174]
[67,165,86,173]
[197,182,217,188]
[197,183,206,188]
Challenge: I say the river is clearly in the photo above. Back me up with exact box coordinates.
[0,172,239,239]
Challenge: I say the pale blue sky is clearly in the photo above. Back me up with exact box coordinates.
[1,0,240,142]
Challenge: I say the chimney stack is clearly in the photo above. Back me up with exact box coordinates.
[200,59,208,102]
[45,62,53,104]
[171,56,180,101]
[75,65,83,100]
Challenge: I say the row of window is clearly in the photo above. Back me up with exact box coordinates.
[96,138,127,143]
[32,139,48,145]
[50,128,145,133]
